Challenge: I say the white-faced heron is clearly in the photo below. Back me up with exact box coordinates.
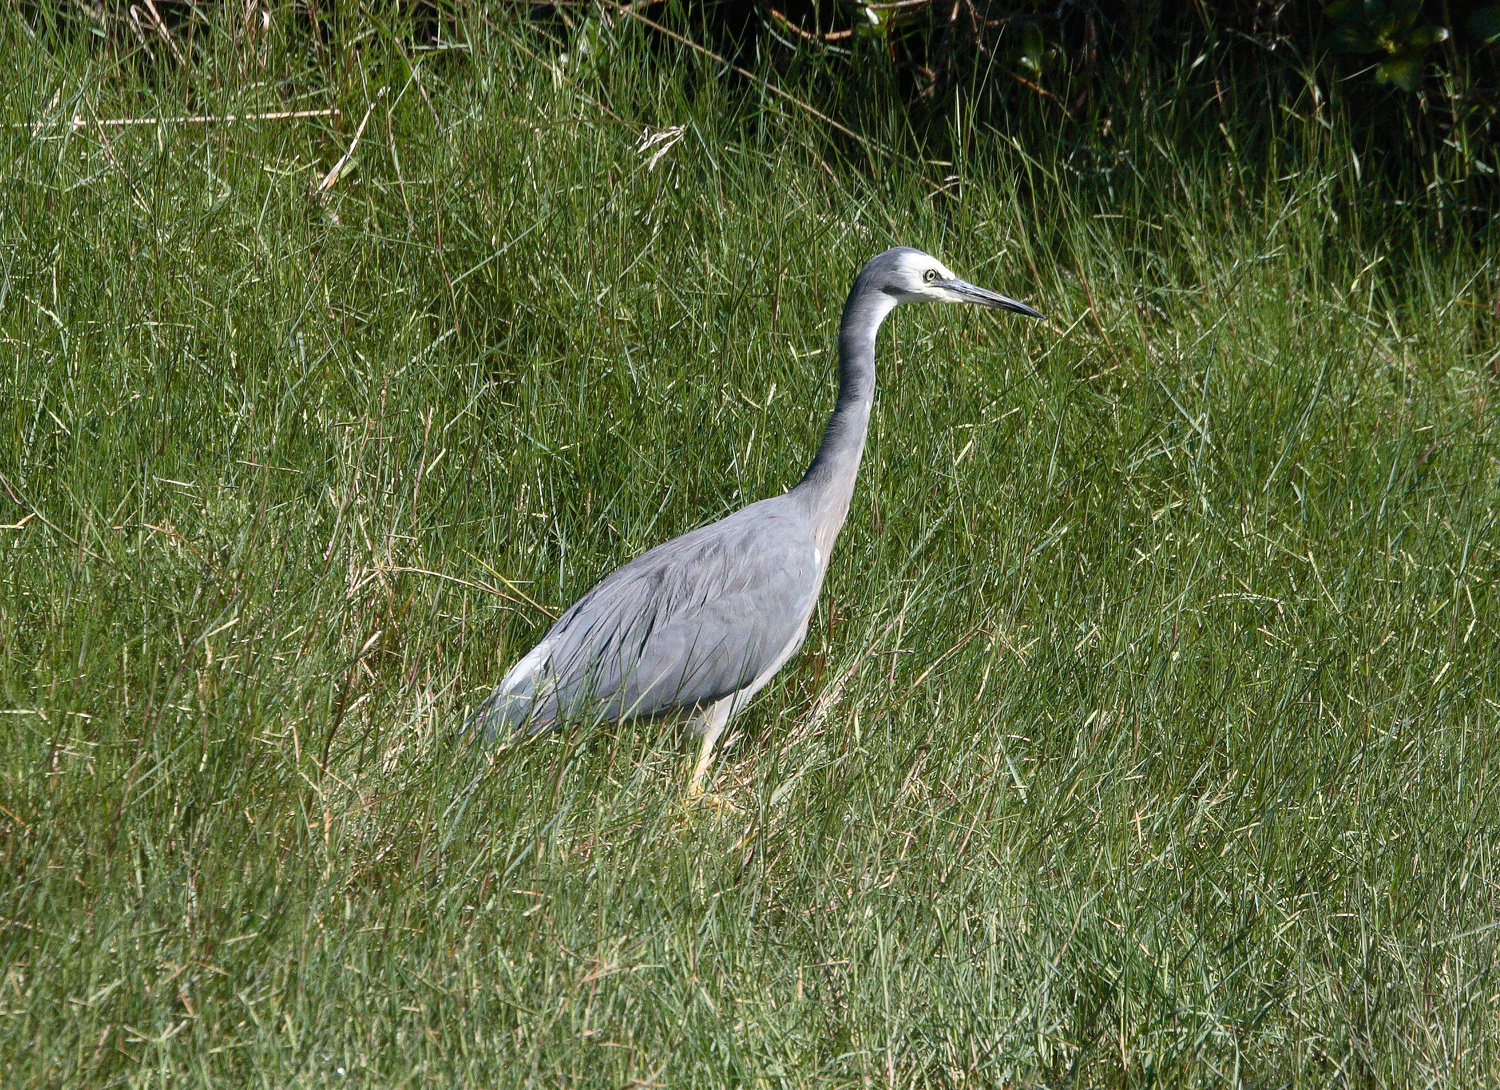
[470,246,1042,792]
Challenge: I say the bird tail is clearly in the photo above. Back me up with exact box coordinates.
[463,688,528,746]
[463,687,563,747]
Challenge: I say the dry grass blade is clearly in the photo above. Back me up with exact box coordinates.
[318,92,385,194]
[9,109,340,132]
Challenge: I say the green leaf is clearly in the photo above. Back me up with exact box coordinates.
[1324,0,1438,52]
[1405,24,1449,49]
[1019,22,1047,74]
[1325,0,1384,51]
[1376,51,1424,89]
[1469,5,1500,43]
[1389,0,1425,25]
[1331,25,1383,51]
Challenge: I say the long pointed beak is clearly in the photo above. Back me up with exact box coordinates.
[938,279,1044,319]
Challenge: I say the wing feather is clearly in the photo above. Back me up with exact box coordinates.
[472,499,819,738]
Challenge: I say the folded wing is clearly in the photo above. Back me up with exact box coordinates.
[471,499,819,740]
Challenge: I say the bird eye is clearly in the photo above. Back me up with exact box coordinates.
[923,269,939,283]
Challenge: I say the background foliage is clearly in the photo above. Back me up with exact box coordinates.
[2,1,1499,1086]
[25,0,1500,201]
[735,0,1500,192]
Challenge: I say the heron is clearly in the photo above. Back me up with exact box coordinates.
[469,246,1042,793]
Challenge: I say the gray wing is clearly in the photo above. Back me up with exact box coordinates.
[470,498,820,740]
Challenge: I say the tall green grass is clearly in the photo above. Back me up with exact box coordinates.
[2,8,1498,1086]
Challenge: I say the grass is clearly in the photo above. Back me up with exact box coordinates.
[2,7,1499,1087]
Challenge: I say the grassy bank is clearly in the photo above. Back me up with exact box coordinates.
[2,8,1499,1086]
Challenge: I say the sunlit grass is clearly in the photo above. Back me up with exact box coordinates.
[2,7,1498,1087]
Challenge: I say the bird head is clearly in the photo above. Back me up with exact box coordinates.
[869,246,1043,318]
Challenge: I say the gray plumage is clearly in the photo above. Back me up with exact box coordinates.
[469,246,1042,792]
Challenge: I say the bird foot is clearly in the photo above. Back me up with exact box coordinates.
[684,789,742,815]
[679,770,743,814]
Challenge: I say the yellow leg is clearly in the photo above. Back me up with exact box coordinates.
[686,697,733,797]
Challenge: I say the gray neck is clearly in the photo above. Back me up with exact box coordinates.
[793,275,898,546]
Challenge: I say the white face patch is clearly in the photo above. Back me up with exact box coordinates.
[892,250,958,301]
